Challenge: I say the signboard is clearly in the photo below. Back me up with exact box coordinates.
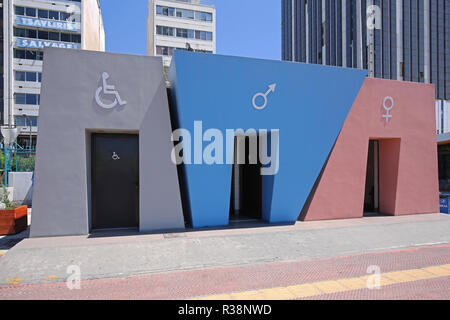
[16,16,81,32]
[16,38,80,50]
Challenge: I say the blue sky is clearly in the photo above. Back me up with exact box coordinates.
[98,0,281,60]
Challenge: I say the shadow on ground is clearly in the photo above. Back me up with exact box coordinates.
[88,220,295,239]
[0,229,29,251]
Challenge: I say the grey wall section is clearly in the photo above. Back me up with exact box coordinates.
[30,48,185,237]
[8,172,34,206]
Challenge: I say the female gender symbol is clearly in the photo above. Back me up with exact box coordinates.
[383,96,394,123]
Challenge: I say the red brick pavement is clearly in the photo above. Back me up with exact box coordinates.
[0,244,449,300]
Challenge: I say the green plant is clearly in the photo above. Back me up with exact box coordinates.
[0,184,14,210]
[15,155,35,172]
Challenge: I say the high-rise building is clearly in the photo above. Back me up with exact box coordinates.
[147,0,216,67]
[2,0,105,148]
[281,0,449,133]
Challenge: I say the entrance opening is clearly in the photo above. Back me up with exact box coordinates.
[91,133,139,230]
[364,140,380,216]
[230,135,262,223]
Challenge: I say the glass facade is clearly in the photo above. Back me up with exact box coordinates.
[282,0,449,100]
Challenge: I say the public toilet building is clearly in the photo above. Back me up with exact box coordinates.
[30,48,439,237]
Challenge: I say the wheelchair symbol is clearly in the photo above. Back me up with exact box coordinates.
[112,152,120,161]
[252,83,276,110]
[95,72,127,109]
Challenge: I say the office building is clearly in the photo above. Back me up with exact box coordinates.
[2,0,105,148]
[281,0,449,133]
[147,0,216,67]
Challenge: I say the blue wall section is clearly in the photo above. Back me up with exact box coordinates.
[169,51,367,228]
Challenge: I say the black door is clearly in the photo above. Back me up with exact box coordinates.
[364,140,379,213]
[230,136,262,220]
[92,134,139,230]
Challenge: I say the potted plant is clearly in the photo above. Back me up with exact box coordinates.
[0,185,28,235]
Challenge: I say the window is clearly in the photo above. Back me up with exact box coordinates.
[14,49,43,61]
[14,28,26,37]
[71,34,81,43]
[196,12,212,21]
[156,46,174,56]
[177,28,188,38]
[60,12,71,21]
[26,94,37,105]
[157,26,213,41]
[15,93,40,105]
[15,116,38,127]
[15,93,26,105]
[17,6,77,22]
[15,27,80,44]
[14,49,25,59]
[156,26,174,36]
[26,8,36,17]
[156,5,213,22]
[15,71,26,81]
[26,72,37,82]
[38,31,49,40]
[14,27,36,38]
[49,32,60,41]
[60,33,71,42]
[15,71,40,82]
[15,6,25,16]
[38,9,49,19]
[48,11,59,20]
[195,31,212,41]
[185,10,195,19]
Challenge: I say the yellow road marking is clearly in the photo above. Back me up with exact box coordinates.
[199,294,233,300]
[383,271,418,282]
[312,280,348,294]
[286,284,322,298]
[46,275,59,281]
[5,278,22,285]
[335,277,368,290]
[0,252,5,256]
[422,265,450,277]
[193,263,450,300]
[230,290,264,300]
[259,287,296,300]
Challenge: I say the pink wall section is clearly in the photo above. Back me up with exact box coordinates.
[302,78,439,221]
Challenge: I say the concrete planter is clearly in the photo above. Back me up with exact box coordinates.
[0,205,28,235]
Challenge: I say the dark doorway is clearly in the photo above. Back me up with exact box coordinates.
[364,140,379,215]
[230,136,262,222]
[91,133,139,230]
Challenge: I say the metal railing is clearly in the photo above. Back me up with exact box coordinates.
[0,143,35,186]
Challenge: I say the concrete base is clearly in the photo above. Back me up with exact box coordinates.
[8,172,33,206]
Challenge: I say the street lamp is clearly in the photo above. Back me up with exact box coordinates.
[1,126,21,186]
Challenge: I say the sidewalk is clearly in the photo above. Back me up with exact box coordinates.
[0,213,448,287]
[0,244,449,300]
